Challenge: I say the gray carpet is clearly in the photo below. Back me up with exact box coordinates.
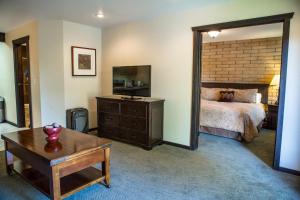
[0,130,299,200]
[243,128,276,167]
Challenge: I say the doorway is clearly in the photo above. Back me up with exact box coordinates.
[12,36,33,128]
[200,24,283,167]
[190,13,294,171]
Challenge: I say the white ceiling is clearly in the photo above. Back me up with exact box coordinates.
[0,0,226,32]
[0,0,283,40]
[203,23,283,43]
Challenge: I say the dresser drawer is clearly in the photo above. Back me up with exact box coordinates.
[99,126,119,139]
[121,102,147,117]
[119,116,146,131]
[120,129,147,145]
[98,100,120,113]
[99,113,119,127]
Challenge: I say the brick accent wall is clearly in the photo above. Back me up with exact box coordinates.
[202,37,282,104]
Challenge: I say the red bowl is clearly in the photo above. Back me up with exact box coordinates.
[43,125,62,142]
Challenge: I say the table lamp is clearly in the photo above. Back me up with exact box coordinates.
[270,75,280,105]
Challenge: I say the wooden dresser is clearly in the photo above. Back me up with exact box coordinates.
[96,96,164,150]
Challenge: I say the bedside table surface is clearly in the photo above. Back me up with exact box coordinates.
[268,104,278,112]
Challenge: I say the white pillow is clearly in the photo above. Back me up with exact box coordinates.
[231,88,258,103]
[201,87,224,101]
[256,93,262,104]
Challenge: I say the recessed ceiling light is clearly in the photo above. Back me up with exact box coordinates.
[208,30,221,38]
[96,11,104,18]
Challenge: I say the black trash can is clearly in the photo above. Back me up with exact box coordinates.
[66,108,89,133]
[0,97,5,123]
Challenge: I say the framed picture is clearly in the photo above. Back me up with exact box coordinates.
[71,46,96,76]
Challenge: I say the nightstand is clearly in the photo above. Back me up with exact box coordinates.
[264,104,278,130]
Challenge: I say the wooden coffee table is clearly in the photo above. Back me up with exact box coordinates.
[1,128,112,200]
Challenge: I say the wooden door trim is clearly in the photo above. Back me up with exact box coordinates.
[12,36,33,128]
[190,13,294,173]
[0,32,5,42]
[192,13,294,31]
[190,31,202,150]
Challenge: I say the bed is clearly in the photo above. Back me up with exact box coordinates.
[199,83,269,142]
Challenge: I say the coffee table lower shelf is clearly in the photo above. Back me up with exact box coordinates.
[12,161,105,199]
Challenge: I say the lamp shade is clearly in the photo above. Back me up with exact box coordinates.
[270,75,280,86]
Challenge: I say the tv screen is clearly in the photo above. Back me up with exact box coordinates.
[113,65,151,97]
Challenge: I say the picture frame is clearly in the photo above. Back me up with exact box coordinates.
[71,46,96,76]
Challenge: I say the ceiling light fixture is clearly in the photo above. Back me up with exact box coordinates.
[96,11,104,18]
[208,30,220,38]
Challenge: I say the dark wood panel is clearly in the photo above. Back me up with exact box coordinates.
[99,126,120,139]
[6,142,50,177]
[192,13,294,31]
[265,105,278,130]
[120,129,148,145]
[59,149,104,177]
[99,112,119,127]
[13,36,32,128]
[97,96,164,150]
[0,32,5,42]
[190,31,202,150]
[1,128,112,166]
[201,82,269,104]
[13,161,104,199]
[121,102,147,117]
[98,100,120,113]
[119,116,147,131]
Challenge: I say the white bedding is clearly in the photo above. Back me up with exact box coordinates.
[200,99,266,141]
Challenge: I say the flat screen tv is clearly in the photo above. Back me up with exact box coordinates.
[113,65,151,98]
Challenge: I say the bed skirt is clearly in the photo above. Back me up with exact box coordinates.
[199,122,263,142]
[199,126,242,141]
